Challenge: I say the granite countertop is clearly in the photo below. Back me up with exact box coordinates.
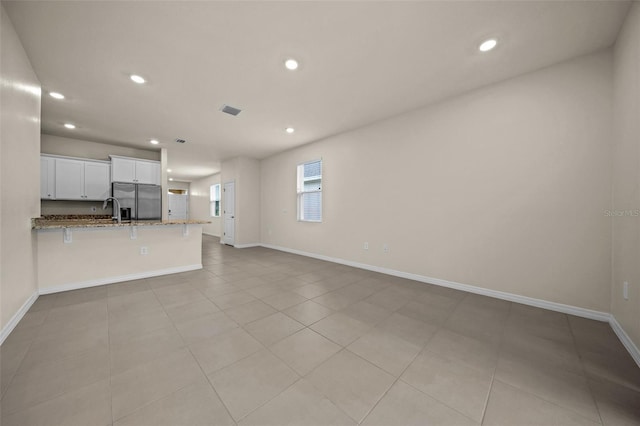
[32,215,210,229]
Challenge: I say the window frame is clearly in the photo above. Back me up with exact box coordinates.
[210,183,221,217]
[296,159,322,223]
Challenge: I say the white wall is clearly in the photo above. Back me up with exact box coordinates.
[261,50,613,312]
[190,173,221,237]
[0,5,41,335]
[237,157,261,246]
[161,148,168,221]
[612,3,640,349]
[168,181,190,192]
[41,134,160,161]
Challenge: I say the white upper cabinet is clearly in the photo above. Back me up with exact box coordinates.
[110,156,160,185]
[110,157,136,183]
[40,156,56,199]
[55,158,85,199]
[134,161,160,185]
[41,154,158,201]
[84,162,111,199]
[46,155,111,201]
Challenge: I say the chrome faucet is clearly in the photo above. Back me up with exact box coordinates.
[103,197,122,224]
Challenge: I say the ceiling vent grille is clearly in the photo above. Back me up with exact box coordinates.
[221,104,242,116]
[175,138,186,144]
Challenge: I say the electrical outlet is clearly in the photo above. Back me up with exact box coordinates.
[363,242,369,250]
[383,243,389,253]
[623,281,629,300]
[140,246,149,255]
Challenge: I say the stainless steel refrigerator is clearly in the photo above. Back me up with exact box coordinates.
[112,183,162,220]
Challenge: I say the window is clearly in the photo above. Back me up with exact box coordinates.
[297,159,322,222]
[210,184,220,217]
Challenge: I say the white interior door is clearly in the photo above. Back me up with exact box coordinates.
[223,181,235,246]
[168,193,188,220]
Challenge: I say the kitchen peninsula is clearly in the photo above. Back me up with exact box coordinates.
[32,215,210,294]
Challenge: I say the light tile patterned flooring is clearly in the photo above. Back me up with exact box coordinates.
[1,235,640,425]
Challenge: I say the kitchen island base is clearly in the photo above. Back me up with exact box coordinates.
[35,224,203,294]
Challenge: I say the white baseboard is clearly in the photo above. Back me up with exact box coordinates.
[38,264,203,295]
[234,243,261,249]
[261,243,611,322]
[0,290,38,346]
[202,232,220,238]
[610,315,640,368]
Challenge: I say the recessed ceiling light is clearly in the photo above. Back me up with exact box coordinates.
[479,39,497,52]
[285,127,295,134]
[64,123,76,129]
[284,59,299,70]
[49,92,65,100]
[150,139,159,145]
[169,178,174,181]
[130,74,146,84]
[167,169,172,173]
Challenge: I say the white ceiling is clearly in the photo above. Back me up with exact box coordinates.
[4,1,631,181]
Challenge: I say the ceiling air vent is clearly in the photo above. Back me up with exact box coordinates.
[220,104,242,116]
[175,138,186,144]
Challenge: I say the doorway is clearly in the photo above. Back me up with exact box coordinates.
[223,181,235,246]
[168,192,188,220]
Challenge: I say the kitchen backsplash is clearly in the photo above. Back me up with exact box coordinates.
[41,200,113,216]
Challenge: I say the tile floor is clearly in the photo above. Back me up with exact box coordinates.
[1,235,640,425]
